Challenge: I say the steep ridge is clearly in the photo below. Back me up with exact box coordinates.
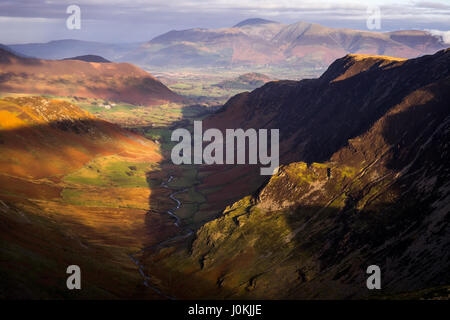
[195,49,448,216]
[143,49,450,299]
[205,50,448,164]
[0,48,181,106]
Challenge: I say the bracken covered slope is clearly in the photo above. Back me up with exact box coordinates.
[144,49,450,299]
[0,96,173,298]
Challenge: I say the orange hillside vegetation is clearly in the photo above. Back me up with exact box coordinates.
[0,96,161,179]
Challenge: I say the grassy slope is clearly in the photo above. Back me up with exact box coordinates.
[0,96,169,298]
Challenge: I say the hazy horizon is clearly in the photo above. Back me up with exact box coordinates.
[1,0,449,44]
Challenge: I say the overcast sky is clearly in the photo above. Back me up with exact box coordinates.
[0,0,449,44]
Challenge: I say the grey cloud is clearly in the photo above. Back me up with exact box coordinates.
[0,0,449,43]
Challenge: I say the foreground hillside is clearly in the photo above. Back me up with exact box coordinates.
[0,96,176,298]
[0,48,181,106]
[141,49,450,299]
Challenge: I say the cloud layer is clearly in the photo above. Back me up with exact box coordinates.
[0,0,449,43]
[427,29,450,44]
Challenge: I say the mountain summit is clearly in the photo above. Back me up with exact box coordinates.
[233,18,278,27]
[62,55,111,63]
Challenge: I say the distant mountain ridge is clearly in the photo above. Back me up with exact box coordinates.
[122,19,447,70]
[9,39,140,61]
[214,72,273,90]
[7,20,448,73]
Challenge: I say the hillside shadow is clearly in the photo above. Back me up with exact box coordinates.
[138,64,450,298]
[380,79,450,171]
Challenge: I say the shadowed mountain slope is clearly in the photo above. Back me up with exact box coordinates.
[143,49,450,299]
[194,50,449,214]
[205,50,448,164]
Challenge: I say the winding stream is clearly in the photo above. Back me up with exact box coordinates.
[128,175,193,299]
